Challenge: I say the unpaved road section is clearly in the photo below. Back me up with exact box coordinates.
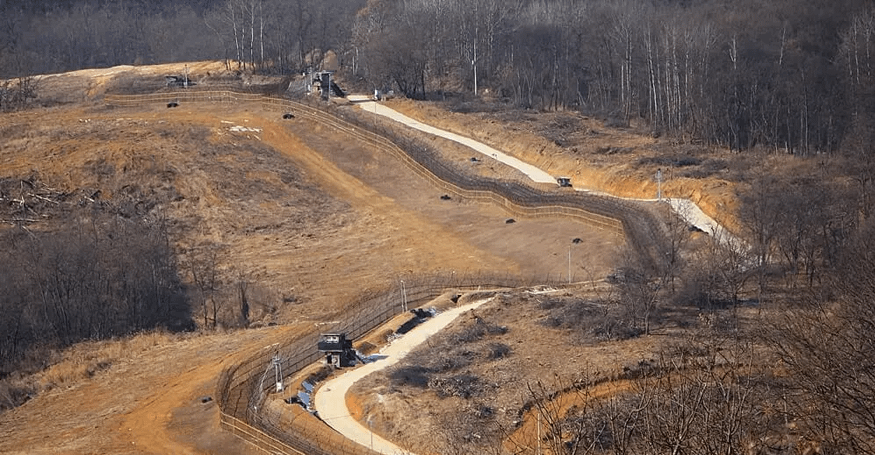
[313,297,495,455]
[350,96,742,248]
[349,96,556,185]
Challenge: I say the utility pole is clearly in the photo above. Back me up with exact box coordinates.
[473,28,478,96]
[656,168,663,201]
[568,248,572,284]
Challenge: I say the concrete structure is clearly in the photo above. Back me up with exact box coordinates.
[317,333,355,368]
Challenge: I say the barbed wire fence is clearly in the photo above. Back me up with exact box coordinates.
[105,90,671,455]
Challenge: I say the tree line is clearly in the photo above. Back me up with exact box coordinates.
[352,0,875,155]
[6,0,875,154]
[0,0,364,78]
[0,212,193,384]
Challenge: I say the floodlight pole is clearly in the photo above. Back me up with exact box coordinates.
[657,168,663,201]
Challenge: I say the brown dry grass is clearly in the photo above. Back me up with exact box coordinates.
[384,98,749,234]
[0,62,624,454]
[38,331,177,391]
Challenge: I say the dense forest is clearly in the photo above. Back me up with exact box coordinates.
[0,0,365,77]
[350,0,875,155]
[3,0,875,153]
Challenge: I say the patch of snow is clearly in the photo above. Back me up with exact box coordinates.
[229,125,262,133]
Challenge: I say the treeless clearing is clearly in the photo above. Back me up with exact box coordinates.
[0,63,624,454]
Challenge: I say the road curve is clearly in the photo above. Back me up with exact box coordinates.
[348,95,556,185]
[313,298,494,455]
[349,95,743,249]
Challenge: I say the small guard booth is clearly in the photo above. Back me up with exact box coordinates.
[317,333,356,368]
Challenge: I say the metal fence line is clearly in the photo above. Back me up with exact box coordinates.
[105,90,670,455]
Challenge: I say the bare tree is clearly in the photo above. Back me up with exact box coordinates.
[186,243,223,329]
[773,218,875,454]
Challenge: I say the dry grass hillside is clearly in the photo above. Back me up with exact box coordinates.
[0,62,633,454]
[2,59,832,455]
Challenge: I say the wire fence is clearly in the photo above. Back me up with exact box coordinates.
[216,273,561,455]
[262,95,670,272]
[105,90,672,454]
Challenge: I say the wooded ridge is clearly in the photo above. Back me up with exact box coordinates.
[4,0,875,154]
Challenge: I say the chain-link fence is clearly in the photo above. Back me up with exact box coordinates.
[105,90,671,454]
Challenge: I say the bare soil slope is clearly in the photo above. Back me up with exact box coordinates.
[0,63,622,454]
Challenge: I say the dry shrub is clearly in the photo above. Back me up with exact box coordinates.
[453,319,507,343]
[539,296,640,341]
[388,365,431,388]
[428,374,483,399]
[39,330,176,391]
[0,375,38,410]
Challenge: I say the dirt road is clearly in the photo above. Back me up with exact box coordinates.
[348,95,556,184]
[350,96,742,248]
[313,297,494,455]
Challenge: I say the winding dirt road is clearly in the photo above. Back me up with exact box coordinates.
[300,95,745,455]
[314,297,494,455]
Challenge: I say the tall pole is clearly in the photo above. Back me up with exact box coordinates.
[473,28,478,96]
[568,248,572,284]
[537,411,542,455]
[657,168,663,201]
[400,280,407,312]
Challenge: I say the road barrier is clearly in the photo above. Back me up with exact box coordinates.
[105,90,672,454]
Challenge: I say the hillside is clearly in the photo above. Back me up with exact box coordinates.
[0,62,624,453]
[2,60,873,455]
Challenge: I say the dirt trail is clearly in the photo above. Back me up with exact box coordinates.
[0,328,281,455]
[349,96,556,184]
